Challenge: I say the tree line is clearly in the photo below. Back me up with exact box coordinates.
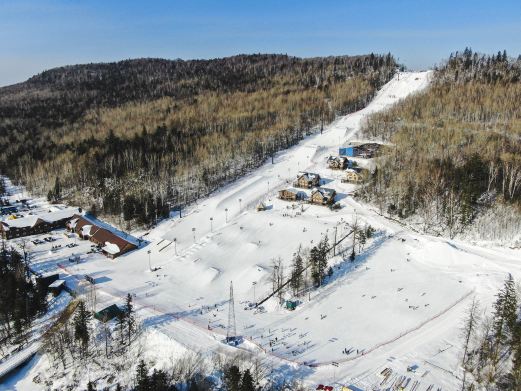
[0,54,397,228]
[360,48,521,238]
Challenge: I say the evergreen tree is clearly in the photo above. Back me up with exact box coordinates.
[187,378,200,391]
[491,274,518,369]
[135,360,149,391]
[493,275,518,346]
[309,246,321,287]
[317,237,329,282]
[74,300,91,356]
[123,195,136,222]
[116,311,126,346]
[240,369,255,391]
[124,293,136,346]
[53,176,61,201]
[289,253,304,296]
[149,369,171,391]
[510,323,521,389]
[86,381,96,391]
[223,365,241,391]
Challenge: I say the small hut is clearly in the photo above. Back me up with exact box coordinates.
[94,304,123,323]
[256,202,267,211]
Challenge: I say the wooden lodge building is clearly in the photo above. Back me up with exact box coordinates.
[343,168,369,183]
[278,188,307,202]
[0,208,79,239]
[327,156,348,170]
[310,187,336,205]
[67,215,138,258]
[294,172,320,189]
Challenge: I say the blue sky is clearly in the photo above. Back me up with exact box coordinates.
[1,0,521,86]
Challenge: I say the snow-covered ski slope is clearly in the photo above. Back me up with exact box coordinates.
[19,71,521,390]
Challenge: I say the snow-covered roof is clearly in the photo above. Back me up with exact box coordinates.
[77,214,140,247]
[327,155,345,161]
[48,279,65,288]
[68,217,79,229]
[297,172,319,181]
[102,242,121,255]
[2,216,40,229]
[81,224,93,236]
[312,187,336,197]
[1,208,78,230]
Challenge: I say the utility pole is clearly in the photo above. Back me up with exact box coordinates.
[210,217,213,232]
[147,249,152,271]
[238,198,242,213]
[226,281,236,343]
[173,238,177,255]
[252,281,257,304]
[333,224,338,256]
[192,227,196,242]
[225,208,228,223]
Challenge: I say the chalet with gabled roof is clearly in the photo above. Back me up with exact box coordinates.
[278,188,307,202]
[343,168,369,183]
[310,187,336,205]
[327,156,348,170]
[294,172,320,189]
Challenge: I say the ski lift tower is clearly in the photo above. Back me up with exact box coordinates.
[226,281,237,343]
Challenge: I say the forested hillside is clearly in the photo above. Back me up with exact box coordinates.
[361,49,521,240]
[0,54,396,226]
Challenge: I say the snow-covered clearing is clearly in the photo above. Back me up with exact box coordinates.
[3,71,521,390]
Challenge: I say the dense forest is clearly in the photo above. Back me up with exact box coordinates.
[0,244,48,355]
[360,49,521,239]
[0,54,397,227]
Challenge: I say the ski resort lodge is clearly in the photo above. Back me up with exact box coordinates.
[0,208,79,239]
[67,215,138,258]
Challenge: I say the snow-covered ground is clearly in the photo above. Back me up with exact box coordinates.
[3,71,521,390]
